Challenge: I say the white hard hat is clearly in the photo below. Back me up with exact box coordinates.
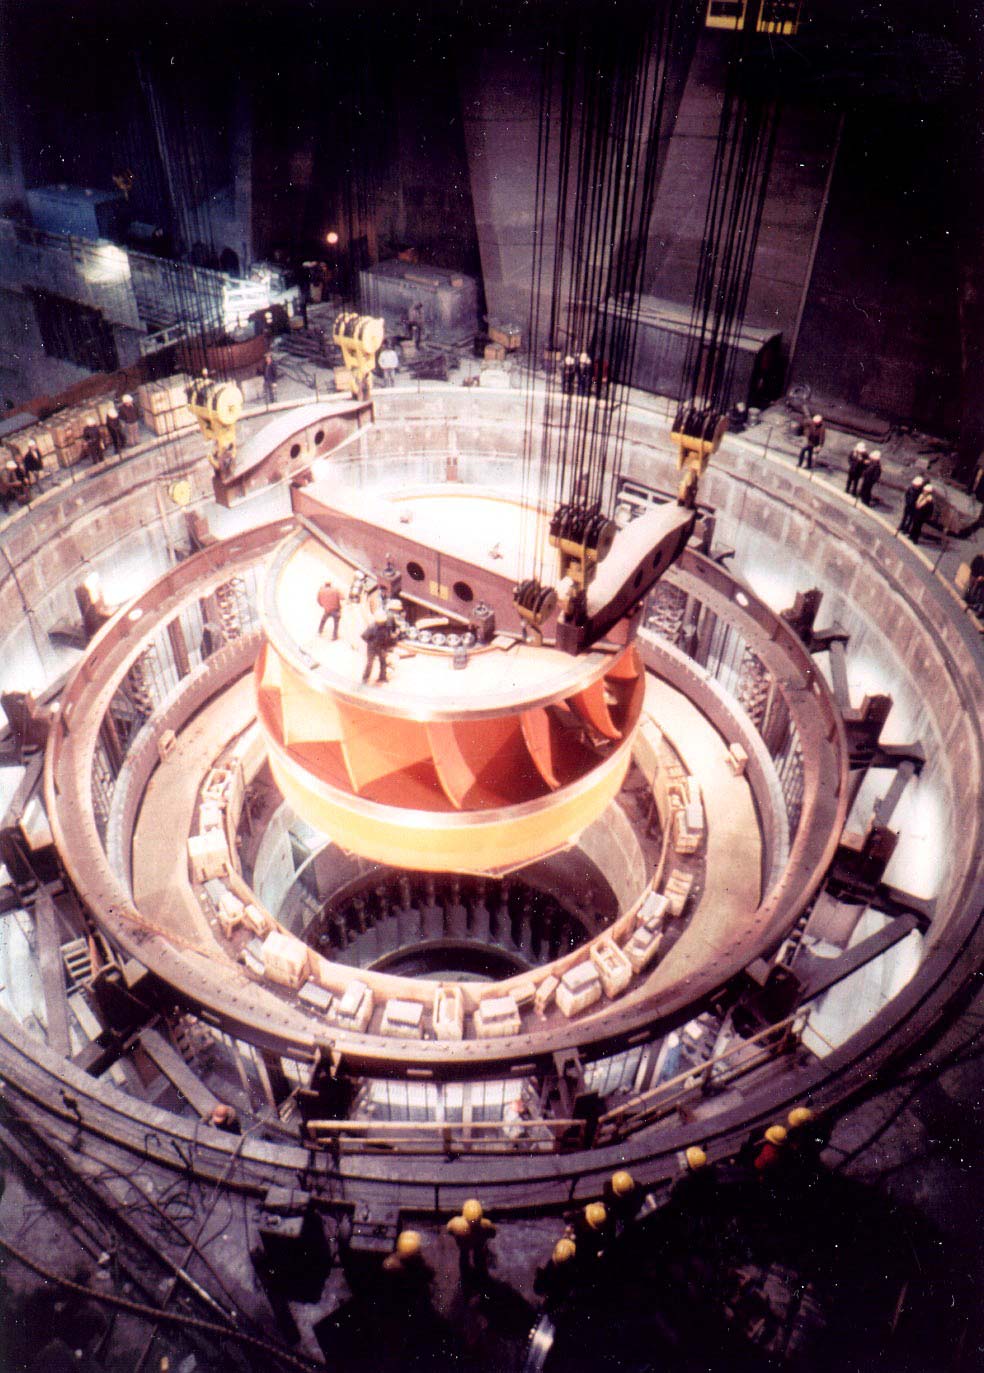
[871,450,881,460]
[913,474,925,485]
[812,414,822,424]
[122,393,133,403]
[857,441,868,452]
[924,484,934,494]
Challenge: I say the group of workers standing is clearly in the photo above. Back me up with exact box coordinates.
[372,1103,826,1324]
[0,446,41,511]
[0,394,142,514]
[799,414,885,508]
[845,440,883,505]
[794,424,940,540]
[898,473,936,544]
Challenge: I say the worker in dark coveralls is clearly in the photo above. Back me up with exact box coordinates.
[603,1169,643,1231]
[83,419,105,464]
[846,440,868,494]
[909,483,935,544]
[317,579,342,638]
[22,443,43,485]
[262,351,278,405]
[534,1237,578,1309]
[797,413,825,470]
[118,394,140,446]
[361,609,394,684]
[446,1198,496,1286]
[570,1202,611,1265]
[105,408,126,455]
[381,1230,435,1311]
[858,448,882,506]
[898,474,926,534]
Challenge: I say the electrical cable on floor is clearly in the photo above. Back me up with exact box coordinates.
[0,1232,323,1373]
[131,1120,268,1373]
[86,1157,260,1332]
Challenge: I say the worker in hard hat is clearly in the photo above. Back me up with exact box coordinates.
[381,1229,434,1306]
[105,408,125,456]
[446,1198,496,1285]
[786,1105,828,1173]
[753,1124,789,1178]
[846,439,868,494]
[668,1144,720,1215]
[797,413,825,470]
[603,1169,642,1229]
[118,394,140,446]
[571,1201,611,1264]
[533,1236,578,1308]
[383,1228,424,1273]
[909,482,935,544]
[361,607,395,684]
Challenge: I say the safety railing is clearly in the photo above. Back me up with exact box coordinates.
[303,1115,583,1155]
[301,1010,812,1156]
[594,1010,810,1144]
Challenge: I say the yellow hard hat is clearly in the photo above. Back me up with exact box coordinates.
[395,1230,422,1258]
[788,1107,814,1129]
[584,1202,607,1230]
[462,1198,483,1224]
[764,1125,787,1146]
[553,1238,576,1264]
[686,1146,708,1171]
[610,1170,634,1197]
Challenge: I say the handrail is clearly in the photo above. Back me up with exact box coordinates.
[598,1010,808,1128]
[303,1010,811,1154]
[304,1117,582,1154]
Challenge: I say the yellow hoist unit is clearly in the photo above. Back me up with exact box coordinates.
[187,377,243,476]
[548,503,618,591]
[332,312,385,401]
[670,403,728,508]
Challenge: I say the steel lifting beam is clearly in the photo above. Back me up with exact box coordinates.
[795,913,920,1001]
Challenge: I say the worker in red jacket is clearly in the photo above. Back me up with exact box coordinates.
[317,579,342,639]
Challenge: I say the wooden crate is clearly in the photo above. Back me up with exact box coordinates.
[56,440,83,469]
[488,322,521,350]
[51,415,81,448]
[138,382,171,417]
[149,405,194,436]
[32,426,56,458]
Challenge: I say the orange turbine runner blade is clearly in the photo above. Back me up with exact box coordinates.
[335,698,434,794]
[569,676,622,740]
[426,721,480,810]
[520,707,562,790]
[604,644,643,680]
[280,660,345,745]
[255,644,285,741]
